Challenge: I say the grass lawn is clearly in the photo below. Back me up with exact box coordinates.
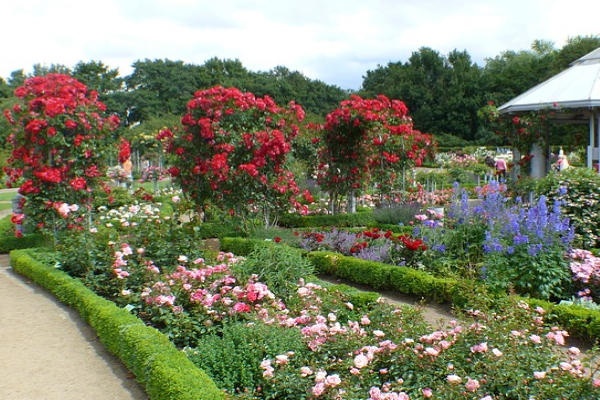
[0,191,17,212]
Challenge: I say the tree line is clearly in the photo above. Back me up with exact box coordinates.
[1,34,599,149]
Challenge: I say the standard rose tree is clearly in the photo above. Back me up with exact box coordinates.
[160,86,306,227]
[3,74,120,235]
[316,94,434,213]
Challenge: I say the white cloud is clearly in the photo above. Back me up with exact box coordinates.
[1,0,598,89]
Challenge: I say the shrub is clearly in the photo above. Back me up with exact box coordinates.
[186,321,305,397]
[535,167,600,248]
[231,242,314,302]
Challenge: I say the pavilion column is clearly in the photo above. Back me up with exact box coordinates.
[589,113,594,169]
[597,111,600,171]
[530,143,545,179]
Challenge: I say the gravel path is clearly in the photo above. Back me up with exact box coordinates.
[0,254,147,400]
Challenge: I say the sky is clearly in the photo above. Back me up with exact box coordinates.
[1,0,599,90]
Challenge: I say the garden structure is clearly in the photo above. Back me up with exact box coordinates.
[498,46,600,178]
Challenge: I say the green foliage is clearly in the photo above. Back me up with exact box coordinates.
[371,202,423,225]
[196,222,246,239]
[186,321,305,396]
[361,48,484,141]
[231,243,314,301]
[549,35,600,76]
[248,226,302,247]
[220,237,269,256]
[484,247,571,300]
[120,58,346,127]
[482,45,555,106]
[535,167,600,248]
[0,216,48,253]
[306,249,457,303]
[92,186,132,209]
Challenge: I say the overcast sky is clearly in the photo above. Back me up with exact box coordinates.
[2,0,598,90]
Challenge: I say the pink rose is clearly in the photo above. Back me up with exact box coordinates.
[354,354,369,369]
[465,378,480,392]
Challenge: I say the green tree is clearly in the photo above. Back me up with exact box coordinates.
[250,66,347,117]
[549,35,600,75]
[361,47,485,141]
[31,63,72,77]
[7,70,26,88]
[482,42,556,107]
[0,77,10,100]
[124,59,202,124]
[72,61,123,97]
[198,57,252,89]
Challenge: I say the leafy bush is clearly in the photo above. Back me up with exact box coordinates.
[186,321,305,396]
[231,242,314,302]
[535,167,600,248]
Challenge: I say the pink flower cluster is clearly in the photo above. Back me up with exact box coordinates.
[569,248,600,300]
[138,253,287,323]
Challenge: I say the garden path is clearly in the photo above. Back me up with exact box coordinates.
[317,274,455,327]
[0,251,147,400]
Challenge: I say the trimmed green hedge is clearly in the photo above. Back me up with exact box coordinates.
[0,215,47,254]
[524,297,600,341]
[220,237,270,256]
[278,210,376,228]
[9,249,224,400]
[307,250,457,303]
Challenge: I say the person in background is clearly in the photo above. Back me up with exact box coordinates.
[495,157,507,179]
[484,154,496,182]
[553,154,570,172]
[122,157,133,188]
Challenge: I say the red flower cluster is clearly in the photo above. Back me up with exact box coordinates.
[161,86,306,217]
[316,94,435,198]
[118,138,131,164]
[4,74,120,232]
[395,234,427,251]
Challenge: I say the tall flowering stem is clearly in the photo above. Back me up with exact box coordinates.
[316,95,434,213]
[3,74,119,236]
[160,86,306,226]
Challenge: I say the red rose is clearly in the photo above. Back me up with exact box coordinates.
[69,177,87,191]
